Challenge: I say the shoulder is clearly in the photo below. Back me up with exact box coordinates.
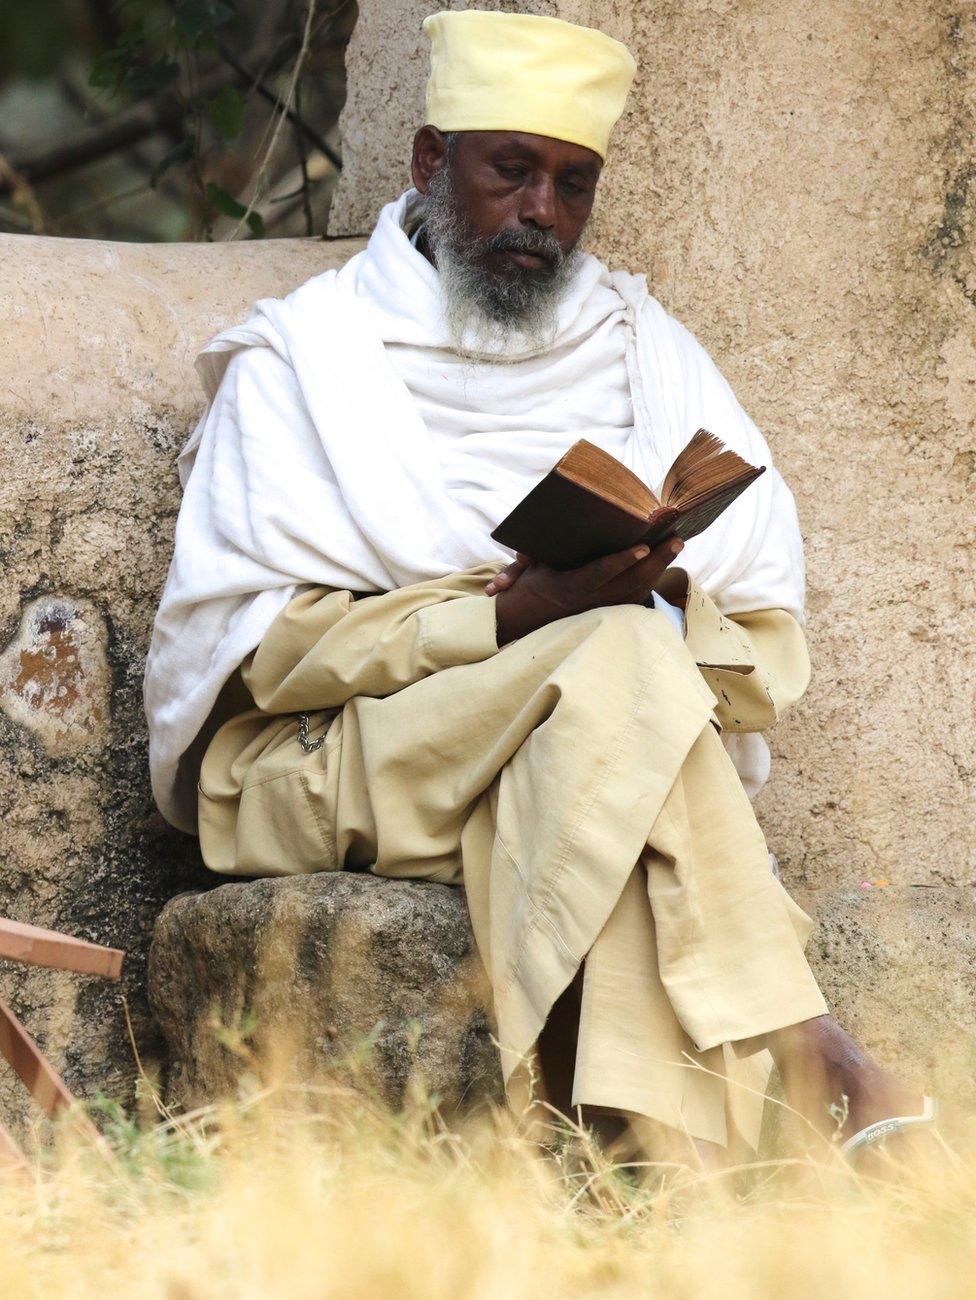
[607,266,708,355]
[197,261,353,402]
[206,332,292,386]
[280,262,345,313]
[639,291,709,361]
[221,342,294,387]
[604,276,716,398]
[208,263,347,362]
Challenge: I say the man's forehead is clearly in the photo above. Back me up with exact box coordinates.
[451,130,603,176]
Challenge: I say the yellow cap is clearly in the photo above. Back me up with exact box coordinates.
[422,10,636,161]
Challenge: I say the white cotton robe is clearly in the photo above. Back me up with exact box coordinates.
[144,188,805,833]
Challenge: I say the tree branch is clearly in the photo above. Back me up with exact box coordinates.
[0,152,45,232]
[228,0,318,239]
[293,72,314,235]
[0,31,325,197]
[0,64,243,193]
[214,37,343,171]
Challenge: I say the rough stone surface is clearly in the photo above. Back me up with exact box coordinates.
[0,233,365,1128]
[0,596,109,755]
[149,873,503,1112]
[331,0,976,893]
[796,887,976,1103]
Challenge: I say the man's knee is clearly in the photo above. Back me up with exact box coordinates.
[569,601,687,654]
[497,602,699,708]
[528,602,699,699]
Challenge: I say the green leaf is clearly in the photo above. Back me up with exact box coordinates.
[207,86,245,142]
[88,44,132,92]
[205,181,247,219]
[206,183,265,236]
[151,138,193,188]
[173,0,236,46]
[89,15,168,95]
[123,58,181,95]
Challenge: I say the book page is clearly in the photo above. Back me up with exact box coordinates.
[661,429,759,509]
[558,440,658,517]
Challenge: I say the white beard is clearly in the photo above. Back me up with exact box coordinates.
[421,167,585,357]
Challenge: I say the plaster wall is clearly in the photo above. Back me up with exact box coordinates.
[0,234,363,1129]
[331,0,976,893]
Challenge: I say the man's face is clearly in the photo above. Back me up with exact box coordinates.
[414,128,601,267]
[411,127,603,347]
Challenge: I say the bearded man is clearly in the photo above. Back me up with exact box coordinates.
[145,10,933,1160]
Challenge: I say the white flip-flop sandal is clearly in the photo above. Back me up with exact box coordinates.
[840,1095,940,1160]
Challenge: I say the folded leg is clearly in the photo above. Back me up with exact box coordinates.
[224,601,826,1146]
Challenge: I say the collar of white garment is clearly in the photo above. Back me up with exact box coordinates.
[345,189,632,362]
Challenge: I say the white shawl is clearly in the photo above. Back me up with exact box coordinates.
[145,191,805,832]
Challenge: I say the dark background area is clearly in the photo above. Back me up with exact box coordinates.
[0,0,355,241]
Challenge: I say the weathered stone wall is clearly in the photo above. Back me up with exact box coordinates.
[331,0,976,894]
[0,234,363,1129]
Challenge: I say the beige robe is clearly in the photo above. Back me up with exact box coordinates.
[197,566,827,1148]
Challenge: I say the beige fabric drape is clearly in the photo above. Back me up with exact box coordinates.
[198,566,826,1147]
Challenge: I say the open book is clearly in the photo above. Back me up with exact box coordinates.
[490,429,765,570]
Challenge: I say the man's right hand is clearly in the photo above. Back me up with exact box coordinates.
[493,538,684,646]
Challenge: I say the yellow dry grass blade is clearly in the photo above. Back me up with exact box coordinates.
[0,1056,968,1300]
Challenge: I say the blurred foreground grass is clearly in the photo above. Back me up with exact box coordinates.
[1,1050,973,1300]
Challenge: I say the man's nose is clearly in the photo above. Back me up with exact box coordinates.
[518,175,557,230]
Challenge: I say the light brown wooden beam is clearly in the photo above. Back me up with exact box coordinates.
[0,918,123,980]
[0,999,102,1145]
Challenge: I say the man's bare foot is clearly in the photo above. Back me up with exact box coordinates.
[758,1015,924,1148]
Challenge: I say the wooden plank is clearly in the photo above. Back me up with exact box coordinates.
[0,917,123,979]
[0,999,101,1144]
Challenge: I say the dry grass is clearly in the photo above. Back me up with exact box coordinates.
[0,1047,973,1300]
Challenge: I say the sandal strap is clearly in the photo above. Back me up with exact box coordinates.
[840,1095,939,1158]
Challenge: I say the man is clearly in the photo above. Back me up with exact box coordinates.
[145,10,932,1159]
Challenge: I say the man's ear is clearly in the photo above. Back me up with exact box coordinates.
[411,125,449,195]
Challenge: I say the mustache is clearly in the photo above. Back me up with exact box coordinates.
[483,226,565,270]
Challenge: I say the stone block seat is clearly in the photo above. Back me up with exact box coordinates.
[1,229,975,1123]
[149,873,503,1111]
